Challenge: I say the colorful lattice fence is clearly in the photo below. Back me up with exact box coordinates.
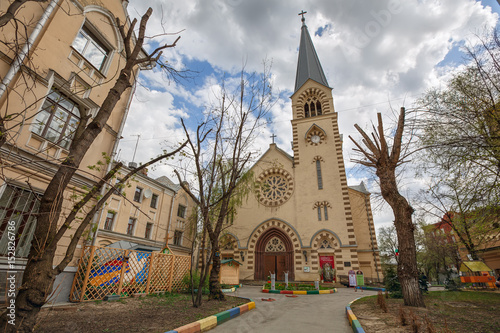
[69,246,191,302]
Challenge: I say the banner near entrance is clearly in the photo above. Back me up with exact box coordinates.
[319,255,335,282]
[348,270,357,287]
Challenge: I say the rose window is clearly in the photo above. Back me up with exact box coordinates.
[265,237,286,252]
[256,168,294,206]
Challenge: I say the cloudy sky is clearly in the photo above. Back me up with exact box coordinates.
[118,0,500,230]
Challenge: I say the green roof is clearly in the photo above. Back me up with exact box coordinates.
[220,259,242,266]
[460,261,493,272]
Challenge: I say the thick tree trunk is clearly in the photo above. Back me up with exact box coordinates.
[208,245,225,301]
[378,168,426,308]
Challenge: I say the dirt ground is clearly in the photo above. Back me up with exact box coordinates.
[351,290,500,333]
[34,293,245,333]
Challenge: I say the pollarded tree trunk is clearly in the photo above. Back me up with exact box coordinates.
[350,107,425,308]
[378,167,425,307]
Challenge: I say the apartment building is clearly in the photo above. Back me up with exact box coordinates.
[0,0,143,302]
[94,166,194,257]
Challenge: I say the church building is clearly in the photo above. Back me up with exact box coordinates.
[221,15,382,282]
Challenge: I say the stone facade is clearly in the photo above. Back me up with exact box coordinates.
[220,19,382,282]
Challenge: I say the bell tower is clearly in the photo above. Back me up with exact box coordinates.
[291,12,359,262]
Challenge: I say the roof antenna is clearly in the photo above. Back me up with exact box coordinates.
[129,134,140,169]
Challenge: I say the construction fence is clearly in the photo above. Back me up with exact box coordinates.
[69,246,191,302]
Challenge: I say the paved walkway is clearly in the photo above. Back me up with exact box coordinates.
[211,285,377,333]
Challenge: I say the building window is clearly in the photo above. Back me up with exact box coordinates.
[127,218,136,236]
[0,185,40,258]
[173,230,183,246]
[304,100,322,118]
[344,261,351,267]
[324,206,329,221]
[317,207,322,221]
[316,160,323,189]
[114,178,123,195]
[177,204,186,218]
[150,194,158,209]
[104,211,115,231]
[145,222,153,239]
[32,88,80,149]
[72,25,110,71]
[176,219,185,230]
[133,187,142,202]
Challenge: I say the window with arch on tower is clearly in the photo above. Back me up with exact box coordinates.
[314,201,331,221]
[304,99,322,118]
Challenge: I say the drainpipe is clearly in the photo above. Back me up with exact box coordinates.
[165,191,177,247]
[90,67,140,246]
[0,0,60,100]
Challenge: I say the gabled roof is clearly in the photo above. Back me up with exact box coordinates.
[221,258,242,266]
[294,20,330,93]
[249,143,293,171]
[349,181,370,195]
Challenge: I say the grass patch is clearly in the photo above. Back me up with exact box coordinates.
[351,290,500,333]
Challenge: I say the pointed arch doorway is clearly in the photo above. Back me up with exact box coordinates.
[255,227,294,281]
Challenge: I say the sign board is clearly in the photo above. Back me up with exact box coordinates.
[348,270,357,287]
[356,270,364,286]
[303,266,310,273]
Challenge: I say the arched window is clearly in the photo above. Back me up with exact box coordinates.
[316,160,323,189]
[303,100,323,118]
[310,102,316,117]
[316,101,322,115]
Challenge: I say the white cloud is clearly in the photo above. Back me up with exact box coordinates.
[121,0,499,226]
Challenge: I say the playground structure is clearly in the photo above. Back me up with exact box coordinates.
[459,261,496,289]
[69,245,190,301]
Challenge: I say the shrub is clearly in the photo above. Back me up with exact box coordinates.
[383,265,402,298]
[181,270,209,294]
[408,309,420,333]
[399,305,408,326]
[377,291,388,313]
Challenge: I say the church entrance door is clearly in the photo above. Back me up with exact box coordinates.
[263,254,286,280]
[255,227,294,281]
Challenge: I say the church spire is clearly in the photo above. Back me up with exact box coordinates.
[294,11,330,93]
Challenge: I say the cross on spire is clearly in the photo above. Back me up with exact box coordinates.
[270,134,277,144]
[298,10,307,24]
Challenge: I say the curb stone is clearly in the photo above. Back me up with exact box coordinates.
[262,288,337,295]
[164,297,255,333]
[355,286,386,292]
[346,297,368,333]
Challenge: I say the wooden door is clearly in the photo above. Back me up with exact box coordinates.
[277,255,286,280]
[264,255,275,278]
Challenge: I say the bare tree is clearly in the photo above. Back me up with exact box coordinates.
[349,107,425,308]
[175,64,275,306]
[377,225,399,265]
[0,1,49,28]
[0,7,187,332]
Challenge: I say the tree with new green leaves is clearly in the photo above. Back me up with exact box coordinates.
[417,29,500,264]
[175,63,275,306]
